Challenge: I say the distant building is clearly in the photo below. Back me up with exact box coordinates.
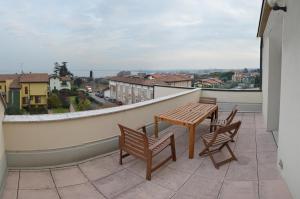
[195,78,223,88]
[89,70,93,79]
[108,73,193,105]
[0,73,49,110]
[49,75,71,91]
[109,76,167,104]
[145,74,193,87]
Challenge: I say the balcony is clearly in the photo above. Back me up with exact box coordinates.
[0,87,292,198]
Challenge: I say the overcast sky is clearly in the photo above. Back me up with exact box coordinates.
[0,0,261,75]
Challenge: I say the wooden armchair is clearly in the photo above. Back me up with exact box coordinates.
[210,105,238,132]
[118,124,176,180]
[199,97,217,105]
[199,121,241,169]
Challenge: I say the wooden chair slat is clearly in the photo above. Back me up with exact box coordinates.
[118,124,176,180]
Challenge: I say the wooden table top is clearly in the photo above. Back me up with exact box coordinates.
[156,103,218,126]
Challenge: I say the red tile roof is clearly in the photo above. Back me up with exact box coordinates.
[149,74,193,82]
[109,76,168,86]
[0,73,49,89]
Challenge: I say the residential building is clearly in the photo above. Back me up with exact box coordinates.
[194,78,223,88]
[0,73,49,110]
[146,74,193,87]
[49,75,71,91]
[109,76,167,104]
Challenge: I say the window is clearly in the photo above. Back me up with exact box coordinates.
[25,86,28,94]
[35,96,41,104]
[0,85,2,90]
[22,97,28,104]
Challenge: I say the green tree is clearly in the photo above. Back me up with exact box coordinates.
[48,94,62,108]
[54,62,73,77]
[77,99,91,111]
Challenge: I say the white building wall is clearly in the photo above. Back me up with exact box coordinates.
[262,12,283,133]
[49,77,71,91]
[276,0,300,198]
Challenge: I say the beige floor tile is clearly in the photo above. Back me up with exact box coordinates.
[225,152,257,181]
[5,171,19,190]
[260,179,293,199]
[178,175,222,198]
[171,192,198,199]
[51,166,88,187]
[256,133,277,152]
[115,181,174,199]
[58,182,105,199]
[235,134,257,153]
[19,170,55,189]
[79,155,123,181]
[152,167,191,190]
[18,189,60,199]
[2,189,17,199]
[168,152,203,174]
[93,169,144,198]
[219,180,259,199]
[195,158,229,181]
[257,152,280,180]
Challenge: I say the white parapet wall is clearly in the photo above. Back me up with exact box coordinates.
[201,89,262,112]
[0,101,7,195]
[3,88,201,167]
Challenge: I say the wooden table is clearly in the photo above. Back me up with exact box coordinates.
[154,103,218,159]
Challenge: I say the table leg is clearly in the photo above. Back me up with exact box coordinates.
[154,116,159,138]
[215,107,219,119]
[188,125,196,159]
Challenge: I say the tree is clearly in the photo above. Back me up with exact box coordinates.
[243,68,249,73]
[54,62,73,77]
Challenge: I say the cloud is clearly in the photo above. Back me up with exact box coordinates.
[0,0,262,74]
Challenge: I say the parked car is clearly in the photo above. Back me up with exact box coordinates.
[116,101,123,105]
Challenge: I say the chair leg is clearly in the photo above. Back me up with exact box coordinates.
[146,153,153,180]
[119,149,123,165]
[207,149,219,169]
[170,135,176,161]
[225,143,237,161]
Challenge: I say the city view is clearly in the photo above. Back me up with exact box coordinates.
[0,0,299,199]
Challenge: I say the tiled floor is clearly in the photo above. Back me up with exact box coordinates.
[3,113,293,199]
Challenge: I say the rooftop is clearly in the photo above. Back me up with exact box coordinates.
[3,112,291,199]
[0,73,49,89]
[109,76,168,86]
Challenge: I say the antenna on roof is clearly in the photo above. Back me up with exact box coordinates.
[20,63,24,74]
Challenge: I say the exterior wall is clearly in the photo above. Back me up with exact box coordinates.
[20,83,48,107]
[49,78,71,91]
[262,11,283,132]
[0,100,7,195]
[109,80,153,104]
[154,86,194,98]
[201,89,262,112]
[275,0,300,198]
[0,82,5,93]
[167,81,192,87]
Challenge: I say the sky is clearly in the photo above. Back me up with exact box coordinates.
[0,0,262,75]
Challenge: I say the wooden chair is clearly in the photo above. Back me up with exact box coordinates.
[199,97,218,131]
[199,97,217,105]
[199,121,241,169]
[118,124,176,180]
[210,105,239,133]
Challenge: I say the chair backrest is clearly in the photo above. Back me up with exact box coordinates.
[118,124,148,159]
[208,121,241,146]
[225,105,239,125]
[199,97,217,105]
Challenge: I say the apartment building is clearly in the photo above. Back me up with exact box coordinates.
[0,73,49,110]
[146,74,193,87]
[109,76,167,104]
[109,74,193,105]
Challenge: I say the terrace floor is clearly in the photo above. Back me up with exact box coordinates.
[3,112,292,199]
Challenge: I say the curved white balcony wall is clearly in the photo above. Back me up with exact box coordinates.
[0,101,7,194]
[2,88,263,168]
[201,89,262,112]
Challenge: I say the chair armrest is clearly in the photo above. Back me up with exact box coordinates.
[149,132,174,151]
